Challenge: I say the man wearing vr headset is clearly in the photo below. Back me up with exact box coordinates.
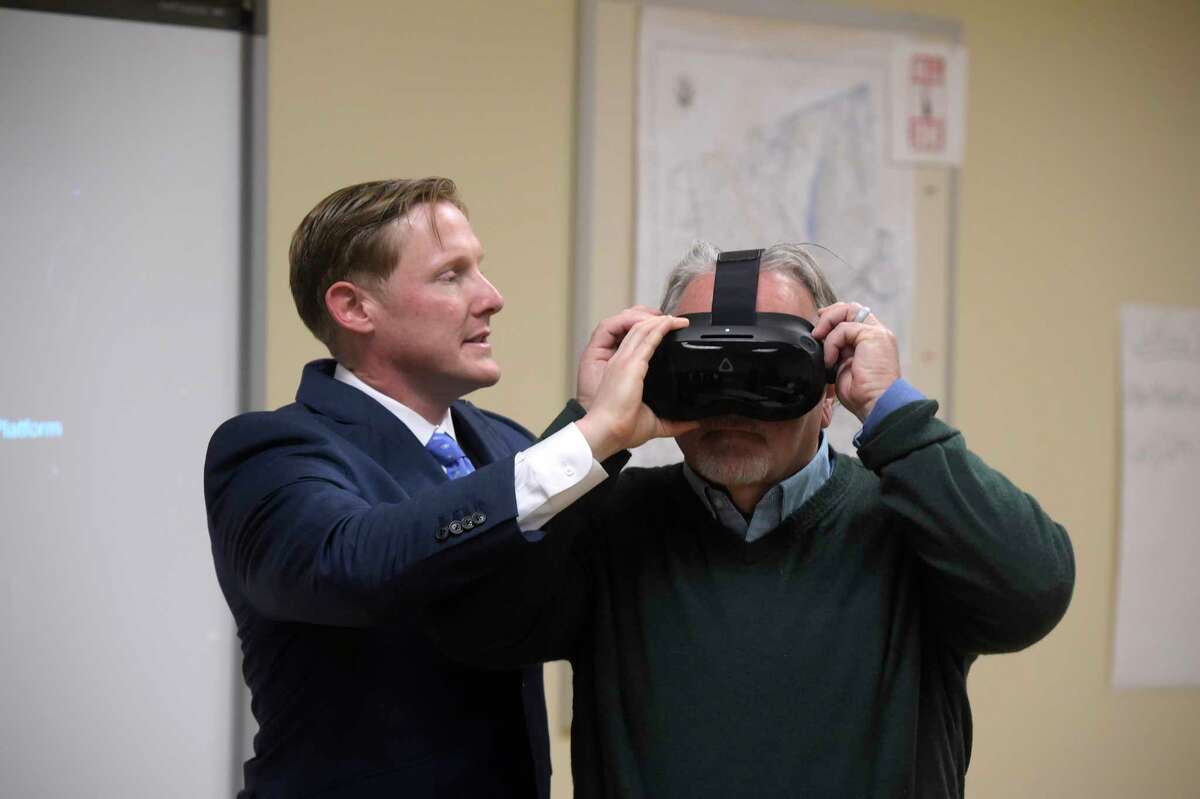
[428,241,1075,799]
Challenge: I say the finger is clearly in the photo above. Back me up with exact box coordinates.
[850,305,875,325]
[821,321,868,369]
[606,318,674,380]
[835,356,854,383]
[617,306,664,326]
[604,316,656,365]
[615,314,681,356]
[630,315,685,361]
[614,314,658,349]
[601,309,657,339]
[812,302,869,339]
[589,307,661,349]
[812,302,851,339]
[658,418,700,437]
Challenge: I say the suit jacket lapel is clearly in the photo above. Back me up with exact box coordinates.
[370,413,448,488]
[296,359,447,487]
[451,401,511,467]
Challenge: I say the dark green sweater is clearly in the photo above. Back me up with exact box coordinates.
[432,401,1075,798]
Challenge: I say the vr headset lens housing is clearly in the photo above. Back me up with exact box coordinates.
[644,248,834,421]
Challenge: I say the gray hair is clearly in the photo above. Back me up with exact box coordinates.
[659,241,839,314]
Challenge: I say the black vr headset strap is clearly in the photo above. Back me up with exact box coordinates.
[711,249,763,326]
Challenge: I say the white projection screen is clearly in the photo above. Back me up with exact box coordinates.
[0,5,259,796]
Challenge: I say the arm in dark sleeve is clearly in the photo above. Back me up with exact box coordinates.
[420,400,621,667]
[856,400,1076,655]
[204,413,533,627]
[422,507,597,668]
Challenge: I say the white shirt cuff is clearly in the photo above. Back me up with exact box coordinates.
[514,422,608,532]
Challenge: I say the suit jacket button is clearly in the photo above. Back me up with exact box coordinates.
[472,512,486,525]
[435,526,450,542]
[448,520,464,536]
[461,517,475,530]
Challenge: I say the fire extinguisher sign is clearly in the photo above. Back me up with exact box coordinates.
[890,41,967,165]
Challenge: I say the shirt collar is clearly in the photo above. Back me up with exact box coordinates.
[682,432,832,542]
[333,363,456,445]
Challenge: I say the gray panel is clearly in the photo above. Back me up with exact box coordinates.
[0,8,244,797]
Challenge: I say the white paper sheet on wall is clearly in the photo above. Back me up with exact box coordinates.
[1112,304,1200,688]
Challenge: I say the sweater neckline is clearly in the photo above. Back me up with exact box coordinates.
[671,450,858,564]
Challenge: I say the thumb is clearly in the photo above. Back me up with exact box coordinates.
[657,418,699,438]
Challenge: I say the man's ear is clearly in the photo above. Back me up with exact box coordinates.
[325,280,375,336]
[819,383,836,429]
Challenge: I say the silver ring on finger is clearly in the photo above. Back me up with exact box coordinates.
[853,305,871,323]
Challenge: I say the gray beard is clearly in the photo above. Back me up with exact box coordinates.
[687,447,772,488]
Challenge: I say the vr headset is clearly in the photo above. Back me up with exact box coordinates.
[643,248,834,421]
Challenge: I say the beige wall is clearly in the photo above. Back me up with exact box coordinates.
[266,1,1200,796]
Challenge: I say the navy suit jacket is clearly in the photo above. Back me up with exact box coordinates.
[204,359,556,798]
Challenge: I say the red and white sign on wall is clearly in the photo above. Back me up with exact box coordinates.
[891,41,967,165]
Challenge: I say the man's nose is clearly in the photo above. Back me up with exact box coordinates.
[474,271,504,315]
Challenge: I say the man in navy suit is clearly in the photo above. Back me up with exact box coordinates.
[204,177,690,798]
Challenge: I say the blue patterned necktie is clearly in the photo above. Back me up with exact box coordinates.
[425,431,476,480]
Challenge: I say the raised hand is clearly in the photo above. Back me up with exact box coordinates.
[575,314,698,460]
[576,305,664,410]
[811,302,901,423]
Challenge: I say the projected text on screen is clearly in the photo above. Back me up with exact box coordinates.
[1,418,65,440]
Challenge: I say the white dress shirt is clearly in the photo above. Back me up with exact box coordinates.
[334,364,606,531]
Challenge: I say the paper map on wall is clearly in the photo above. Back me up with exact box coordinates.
[1113,304,1200,687]
[635,5,916,461]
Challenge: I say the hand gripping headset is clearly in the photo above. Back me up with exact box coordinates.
[642,248,835,421]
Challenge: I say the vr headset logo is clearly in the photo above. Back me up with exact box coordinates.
[643,248,835,421]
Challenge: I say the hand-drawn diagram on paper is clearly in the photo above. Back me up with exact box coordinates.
[636,6,917,455]
[1113,305,1200,687]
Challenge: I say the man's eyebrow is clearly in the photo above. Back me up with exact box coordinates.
[436,250,483,271]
